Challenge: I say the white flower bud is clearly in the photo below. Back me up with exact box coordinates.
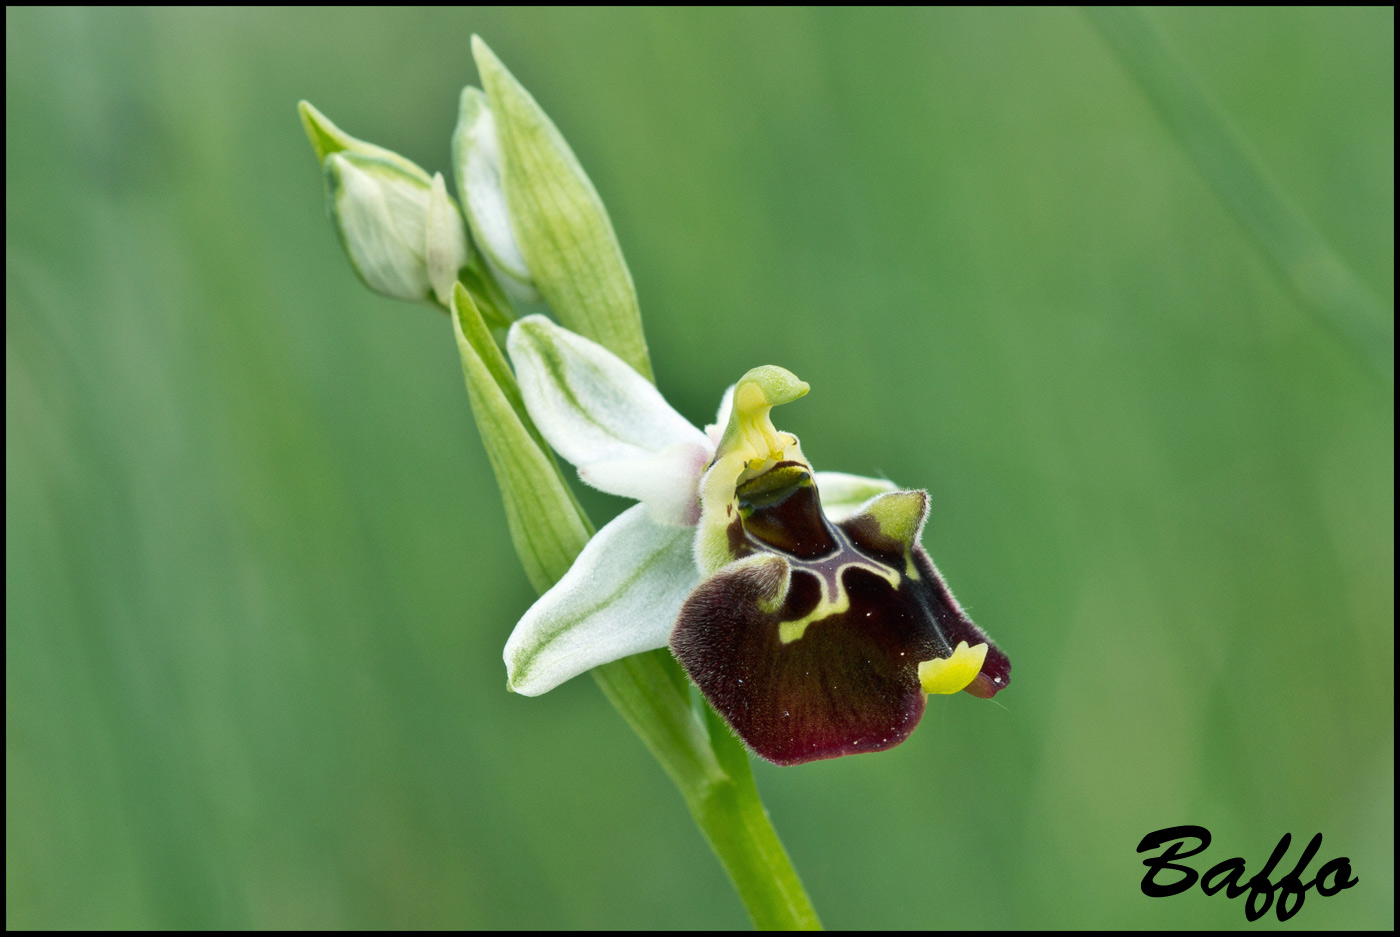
[325,152,468,303]
[452,87,538,301]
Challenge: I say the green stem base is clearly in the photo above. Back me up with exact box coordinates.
[594,651,822,930]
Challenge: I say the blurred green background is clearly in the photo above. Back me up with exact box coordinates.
[6,6,1392,930]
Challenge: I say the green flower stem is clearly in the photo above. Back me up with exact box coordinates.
[594,653,822,931]
[1087,6,1393,382]
[452,285,820,929]
[698,691,824,931]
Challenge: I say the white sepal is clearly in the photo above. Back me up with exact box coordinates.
[508,315,713,522]
[504,503,701,695]
[579,442,711,526]
[814,471,900,522]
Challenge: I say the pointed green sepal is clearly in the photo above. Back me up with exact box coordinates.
[298,100,432,182]
[472,36,653,382]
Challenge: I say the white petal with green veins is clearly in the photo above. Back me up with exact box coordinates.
[505,503,701,695]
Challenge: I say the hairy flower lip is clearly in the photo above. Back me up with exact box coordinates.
[673,462,1010,764]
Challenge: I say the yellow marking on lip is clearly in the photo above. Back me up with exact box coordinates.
[778,589,850,645]
[775,556,901,644]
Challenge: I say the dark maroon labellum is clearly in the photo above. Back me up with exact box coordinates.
[671,467,1009,765]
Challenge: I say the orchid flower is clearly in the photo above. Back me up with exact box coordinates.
[299,35,1009,923]
[505,315,1010,765]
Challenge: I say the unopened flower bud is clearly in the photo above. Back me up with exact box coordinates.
[301,100,470,304]
[452,86,538,301]
[467,36,653,381]
[325,151,468,303]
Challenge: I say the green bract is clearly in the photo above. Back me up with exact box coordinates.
[451,287,590,593]
[298,99,434,181]
[503,316,1011,764]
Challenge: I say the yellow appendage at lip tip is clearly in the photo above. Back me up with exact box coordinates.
[918,641,988,695]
